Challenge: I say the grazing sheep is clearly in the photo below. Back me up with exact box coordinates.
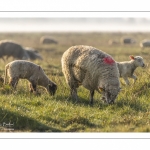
[117,55,145,85]
[4,60,57,95]
[121,38,136,44]
[140,39,150,48]
[24,47,43,60]
[61,45,121,105]
[40,36,58,45]
[0,40,29,61]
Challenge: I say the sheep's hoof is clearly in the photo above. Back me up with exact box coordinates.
[66,95,72,101]
[89,102,93,106]
[29,90,33,93]
[13,91,17,95]
[73,98,80,103]
[33,91,41,96]
[72,95,79,102]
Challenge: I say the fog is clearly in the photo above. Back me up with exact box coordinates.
[0,18,150,32]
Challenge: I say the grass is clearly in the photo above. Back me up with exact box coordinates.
[0,32,150,132]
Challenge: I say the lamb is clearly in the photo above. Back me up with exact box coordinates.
[117,55,145,85]
[0,40,29,61]
[4,60,57,95]
[23,47,43,60]
[61,45,121,105]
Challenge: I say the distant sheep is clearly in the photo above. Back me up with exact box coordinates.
[61,45,121,105]
[140,39,150,48]
[4,60,57,95]
[121,38,136,44]
[0,40,28,61]
[24,47,43,60]
[117,56,145,85]
[108,40,119,45]
[40,36,58,44]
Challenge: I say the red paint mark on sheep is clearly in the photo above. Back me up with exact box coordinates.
[103,57,115,65]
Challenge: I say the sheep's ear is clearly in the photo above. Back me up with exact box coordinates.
[49,82,54,87]
[129,55,135,60]
[99,87,105,92]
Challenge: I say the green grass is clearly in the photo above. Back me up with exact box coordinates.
[0,32,150,132]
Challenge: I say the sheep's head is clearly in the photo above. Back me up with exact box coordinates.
[99,87,121,104]
[130,55,145,67]
[48,82,57,96]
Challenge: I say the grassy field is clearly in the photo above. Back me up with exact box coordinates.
[0,32,150,132]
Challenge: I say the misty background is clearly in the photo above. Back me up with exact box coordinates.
[0,18,150,32]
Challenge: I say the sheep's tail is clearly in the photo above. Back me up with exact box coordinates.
[4,64,9,84]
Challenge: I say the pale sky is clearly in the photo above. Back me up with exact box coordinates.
[0,18,150,32]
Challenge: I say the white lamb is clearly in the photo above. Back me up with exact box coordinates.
[117,55,145,85]
[4,60,57,95]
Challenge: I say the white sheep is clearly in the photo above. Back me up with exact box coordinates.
[117,55,145,85]
[140,39,150,48]
[61,45,121,105]
[4,60,57,95]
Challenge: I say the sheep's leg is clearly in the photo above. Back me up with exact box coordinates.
[63,66,79,101]
[29,81,37,94]
[9,77,19,90]
[70,88,78,101]
[70,83,79,101]
[131,75,137,84]
[90,90,94,105]
[68,78,79,101]
[29,83,34,93]
[123,77,130,85]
